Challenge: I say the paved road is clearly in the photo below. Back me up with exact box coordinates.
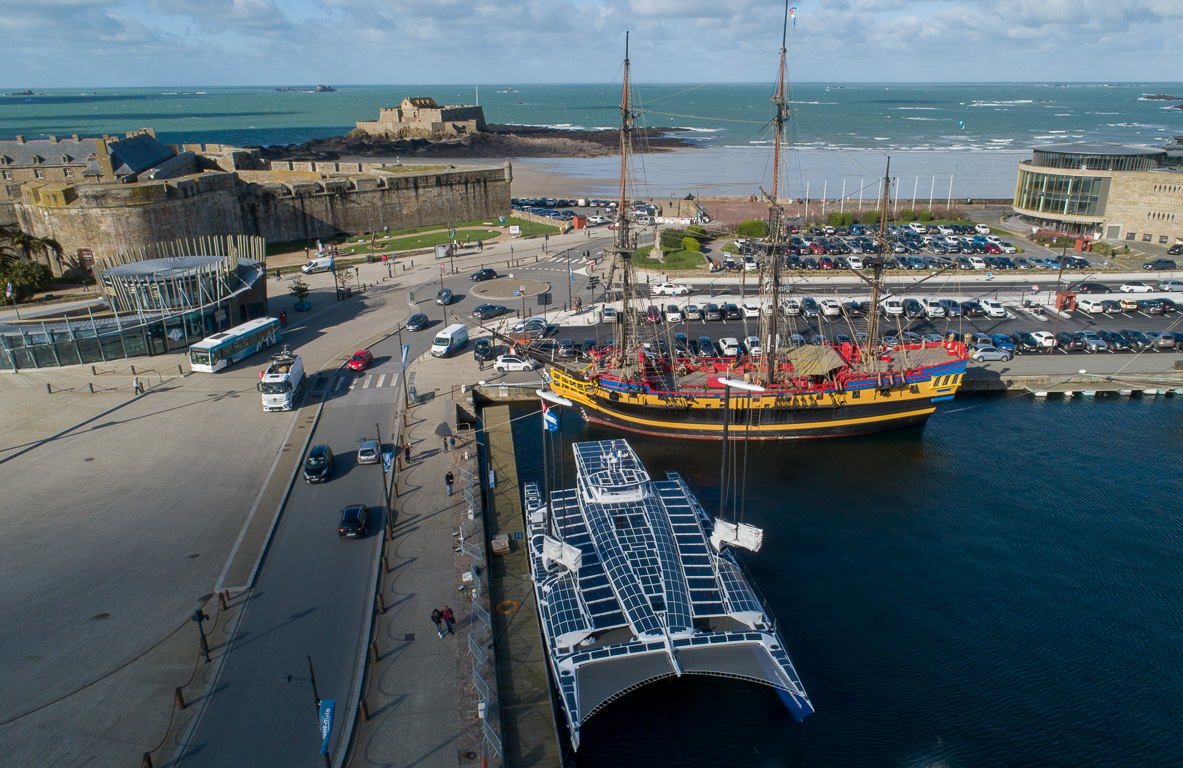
[178,330,428,766]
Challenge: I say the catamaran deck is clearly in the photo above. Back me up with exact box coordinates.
[524,439,812,750]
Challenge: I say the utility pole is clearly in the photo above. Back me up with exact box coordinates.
[566,249,572,311]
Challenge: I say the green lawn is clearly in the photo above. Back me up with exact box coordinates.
[342,229,504,254]
[632,245,708,271]
[506,216,562,237]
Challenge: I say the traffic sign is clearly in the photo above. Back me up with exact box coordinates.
[986,271,993,278]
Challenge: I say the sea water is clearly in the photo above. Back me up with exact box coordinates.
[507,394,1183,766]
[4,82,1180,197]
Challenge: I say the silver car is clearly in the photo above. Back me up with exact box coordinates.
[1077,331,1108,353]
[970,344,1012,362]
[357,438,381,465]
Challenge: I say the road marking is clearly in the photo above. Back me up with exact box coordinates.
[376,373,387,388]
[335,377,349,391]
[362,375,373,388]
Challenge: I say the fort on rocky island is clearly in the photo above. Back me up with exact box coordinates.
[351,97,487,139]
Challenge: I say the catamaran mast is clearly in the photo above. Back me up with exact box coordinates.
[757,1,792,387]
[607,32,640,376]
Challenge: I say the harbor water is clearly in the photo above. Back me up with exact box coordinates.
[507,394,1183,766]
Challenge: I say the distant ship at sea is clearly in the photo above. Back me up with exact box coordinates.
[273,85,337,93]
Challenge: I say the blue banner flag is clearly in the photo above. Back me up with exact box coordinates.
[569,262,575,283]
[542,401,559,432]
[318,699,336,755]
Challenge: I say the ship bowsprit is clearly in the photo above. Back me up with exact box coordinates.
[525,440,813,750]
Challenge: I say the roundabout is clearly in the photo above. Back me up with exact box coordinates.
[470,277,551,301]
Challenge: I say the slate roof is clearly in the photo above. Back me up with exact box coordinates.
[0,131,174,179]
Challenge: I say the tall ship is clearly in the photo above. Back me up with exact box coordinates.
[524,439,813,750]
[545,6,969,440]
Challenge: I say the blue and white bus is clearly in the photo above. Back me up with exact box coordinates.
[189,317,282,373]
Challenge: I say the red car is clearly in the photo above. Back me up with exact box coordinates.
[983,242,1002,254]
[347,349,374,371]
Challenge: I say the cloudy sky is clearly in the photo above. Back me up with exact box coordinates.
[2,0,1180,88]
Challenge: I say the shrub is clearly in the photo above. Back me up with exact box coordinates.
[899,208,915,221]
[736,219,769,238]
[288,277,311,302]
[686,224,707,238]
[660,229,687,250]
[827,212,857,228]
[917,210,933,221]
[681,236,701,252]
[0,259,52,302]
[862,210,880,226]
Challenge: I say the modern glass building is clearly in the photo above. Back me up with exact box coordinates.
[0,235,268,370]
[1012,141,1183,242]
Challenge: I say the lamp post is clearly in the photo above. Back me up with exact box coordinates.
[716,377,766,522]
[537,390,573,535]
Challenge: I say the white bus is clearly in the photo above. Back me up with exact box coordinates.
[189,317,282,373]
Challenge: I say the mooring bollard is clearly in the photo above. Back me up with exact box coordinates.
[46,383,52,395]
[175,687,186,710]
[130,364,136,375]
[141,753,153,768]
[369,641,379,662]
[382,554,391,573]
[361,698,371,721]
[377,593,386,614]
[89,383,94,394]
[178,364,183,375]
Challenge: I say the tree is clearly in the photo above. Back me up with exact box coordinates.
[0,259,52,302]
[288,277,310,302]
[681,236,701,252]
[862,210,880,226]
[917,210,933,222]
[736,219,768,238]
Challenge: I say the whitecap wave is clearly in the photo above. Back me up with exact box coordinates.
[968,99,1033,107]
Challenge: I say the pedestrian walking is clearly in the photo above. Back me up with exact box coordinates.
[443,436,449,453]
[133,376,144,395]
[477,240,483,252]
[442,606,455,635]
[449,436,455,452]
[275,269,281,282]
[431,608,444,638]
[446,470,454,496]
[403,445,411,463]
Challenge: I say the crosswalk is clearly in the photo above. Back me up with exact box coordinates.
[325,372,402,391]
[540,255,591,264]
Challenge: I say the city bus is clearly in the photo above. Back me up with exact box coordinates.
[189,317,282,372]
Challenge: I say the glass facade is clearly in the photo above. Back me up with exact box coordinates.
[1031,150,1162,172]
[1015,169,1106,218]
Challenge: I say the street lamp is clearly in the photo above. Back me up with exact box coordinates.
[716,377,766,522]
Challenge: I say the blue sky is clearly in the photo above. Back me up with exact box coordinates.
[1,0,1180,87]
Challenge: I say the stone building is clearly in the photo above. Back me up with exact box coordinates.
[353,97,487,138]
[0,128,186,223]
[1012,139,1183,245]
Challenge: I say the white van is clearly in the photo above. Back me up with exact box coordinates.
[980,298,1007,318]
[969,256,987,270]
[431,323,469,357]
[301,256,334,274]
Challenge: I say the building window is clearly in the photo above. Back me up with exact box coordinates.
[1143,233,1152,242]
[33,169,43,179]
[63,167,73,178]
[1014,170,1105,217]
[1161,236,1170,244]
[1126,233,1136,240]
[1,170,10,180]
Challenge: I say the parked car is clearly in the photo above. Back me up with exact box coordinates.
[1074,282,1109,294]
[1097,330,1131,351]
[357,438,381,465]
[406,313,429,331]
[1142,259,1177,271]
[1118,329,1152,350]
[1010,332,1041,354]
[961,300,985,317]
[665,304,684,323]
[990,334,1016,353]
[1029,331,1057,350]
[303,444,335,483]
[1100,300,1122,315]
[601,306,619,324]
[470,268,497,281]
[557,339,576,358]
[782,298,801,316]
[703,303,723,321]
[742,335,762,355]
[742,301,762,318]
[938,299,963,317]
[979,298,1007,318]
[1145,331,1178,350]
[820,298,842,317]
[1138,299,1165,315]
[1077,331,1108,353]
[718,337,742,356]
[645,305,663,324]
[1054,332,1086,353]
[347,349,374,371]
[801,298,821,318]
[1158,280,1183,292]
[473,339,496,362]
[684,304,702,320]
[1168,244,1183,255]
[338,504,370,538]
[493,354,538,372]
[971,345,1012,362]
[723,303,742,320]
[697,337,719,357]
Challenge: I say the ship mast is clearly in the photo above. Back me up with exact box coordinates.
[605,32,641,376]
[865,157,893,366]
[755,1,792,387]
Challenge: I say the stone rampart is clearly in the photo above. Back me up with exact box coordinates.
[15,164,512,271]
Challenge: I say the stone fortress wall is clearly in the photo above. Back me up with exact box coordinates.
[15,148,512,271]
[352,97,487,138]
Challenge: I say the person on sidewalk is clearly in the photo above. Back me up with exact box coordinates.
[403,445,411,463]
[431,608,444,638]
[442,606,455,635]
[443,436,449,452]
[133,376,144,395]
[445,470,454,496]
[449,436,456,452]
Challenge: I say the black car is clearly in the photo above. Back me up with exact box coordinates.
[1142,259,1177,271]
[697,336,718,357]
[939,299,963,317]
[673,333,689,356]
[1074,282,1109,294]
[961,300,985,317]
[800,297,820,318]
[558,339,576,358]
[470,268,497,281]
[1168,244,1183,256]
[841,301,864,317]
[473,339,495,362]
[1097,330,1130,351]
[303,444,334,484]
[1138,299,1165,315]
[903,298,924,319]
[1160,298,1178,314]
[406,313,429,331]
[436,288,453,305]
[724,303,742,320]
[1054,332,1086,353]
[703,303,723,321]
[338,504,370,538]
[1010,332,1041,354]
[472,304,508,320]
[1118,329,1151,350]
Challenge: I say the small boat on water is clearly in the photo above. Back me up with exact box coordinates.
[525,438,813,750]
